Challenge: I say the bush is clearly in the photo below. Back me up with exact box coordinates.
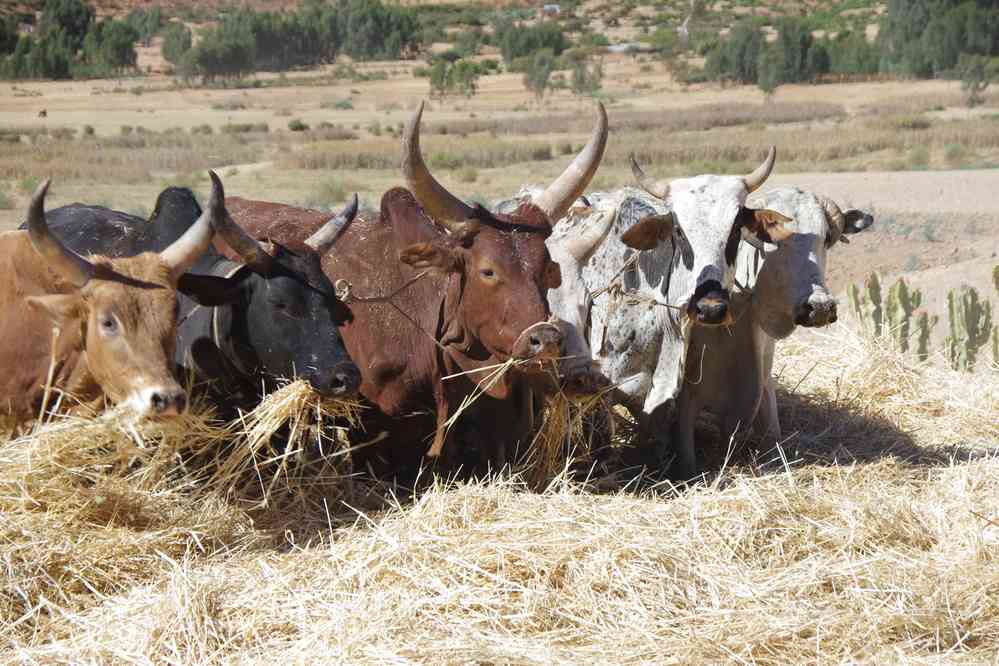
[82,124,94,136]
[222,122,268,134]
[161,22,192,66]
[495,18,568,65]
[190,124,213,135]
[120,125,133,136]
[287,118,309,132]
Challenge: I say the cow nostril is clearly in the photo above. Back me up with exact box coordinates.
[529,335,542,349]
[174,393,187,414]
[150,391,170,413]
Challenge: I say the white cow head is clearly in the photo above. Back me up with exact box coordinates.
[625,148,793,326]
[741,187,874,339]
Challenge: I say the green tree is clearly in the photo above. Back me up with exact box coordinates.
[495,19,567,65]
[429,59,449,99]
[161,22,192,67]
[706,21,763,84]
[757,45,781,100]
[571,56,603,96]
[38,0,95,52]
[0,16,18,56]
[959,53,996,107]
[80,19,138,75]
[126,5,161,46]
[775,17,812,83]
[447,58,480,98]
[523,48,555,104]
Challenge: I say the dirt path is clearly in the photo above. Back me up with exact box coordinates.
[767,170,999,216]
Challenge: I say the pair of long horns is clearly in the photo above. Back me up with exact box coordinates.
[403,101,609,229]
[630,146,778,201]
[27,173,228,286]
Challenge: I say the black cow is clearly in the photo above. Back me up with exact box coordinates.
[24,174,361,409]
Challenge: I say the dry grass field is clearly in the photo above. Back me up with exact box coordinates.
[2,35,999,663]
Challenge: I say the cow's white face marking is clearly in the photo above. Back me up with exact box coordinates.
[665,174,749,306]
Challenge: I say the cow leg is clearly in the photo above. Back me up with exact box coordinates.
[753,381,781,442]
[668,389,700,482]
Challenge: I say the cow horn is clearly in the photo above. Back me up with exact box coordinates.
[402,101,474,229]
[629,154,669,200]
[205,172,275,273]
[743,146,777,194]
[815,193,845,245]
[533,102,608,223]
[305,193,359,253]
[562,207,617,263]
[159,170,225,279]
[26,179,95,288]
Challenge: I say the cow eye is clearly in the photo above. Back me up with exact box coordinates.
[99,315,118,335]
[480,268,496,279]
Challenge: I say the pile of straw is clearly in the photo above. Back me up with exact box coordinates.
[208,379,364,508]
[1,322,997,663]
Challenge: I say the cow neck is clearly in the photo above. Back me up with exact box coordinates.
[436,271,513,401]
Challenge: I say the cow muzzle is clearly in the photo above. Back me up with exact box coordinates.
[689,281,733,326]
[795,296,838,327]
[132,385,188,418]
[561,367,611,398]
[311,361,362,398]
[512,322,564,362]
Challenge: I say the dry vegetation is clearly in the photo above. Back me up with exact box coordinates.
[1,324,997,663]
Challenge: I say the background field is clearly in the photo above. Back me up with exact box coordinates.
[2,0,999,662]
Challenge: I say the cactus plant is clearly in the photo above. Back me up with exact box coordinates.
[885,278,922,352]
[847,273,884,337]
[914,309,937,363]
[944,285,993,371]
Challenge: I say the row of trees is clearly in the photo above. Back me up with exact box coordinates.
[704,19,879,90]
[162,0,421,82]
[702,0,999,94]
[1,0,143,79]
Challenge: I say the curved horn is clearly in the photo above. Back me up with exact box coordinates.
[402,101,474,228]
[533,101,609,223]
[205,171,274,273]
[159,170,223,279]
[815,193,845,245]
[305,193,359,253]
[629,154,670,200]
[26,179,95,288]
[743,146,776,194]
[562,207,617,263]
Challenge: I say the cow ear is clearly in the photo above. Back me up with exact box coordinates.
[400,241,462,273]
[25,294,83,328]
[177,273,244,306]
[739,207,794,244]
[621,213,676,251]
[842,209,874,236]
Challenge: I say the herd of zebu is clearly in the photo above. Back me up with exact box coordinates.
[0,101,873,481]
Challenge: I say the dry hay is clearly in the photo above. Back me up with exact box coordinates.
[207,379,364,508]
[525,389,619,489]
[1,322,998,663]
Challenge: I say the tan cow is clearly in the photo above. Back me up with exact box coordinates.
[0,173,227,424]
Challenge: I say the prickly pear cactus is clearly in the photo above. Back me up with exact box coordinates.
[847,273,884,337]
[945,285,993,372]
[885,278,921,352]
[915,309,937,363]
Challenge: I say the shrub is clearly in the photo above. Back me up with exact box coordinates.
[288,118,309,132]
[120,125,133,136]
[82,124,94,136]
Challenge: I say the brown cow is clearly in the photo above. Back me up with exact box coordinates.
[0,174,227,424]
[224,102,609,475]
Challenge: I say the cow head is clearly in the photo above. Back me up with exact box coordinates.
[398,101,608,366]
[625,148,793,326]
[182,186,362,397]
[746,188,874,337]
[23,174,223,417]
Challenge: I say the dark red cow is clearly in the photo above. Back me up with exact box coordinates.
[225,102,609,475]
